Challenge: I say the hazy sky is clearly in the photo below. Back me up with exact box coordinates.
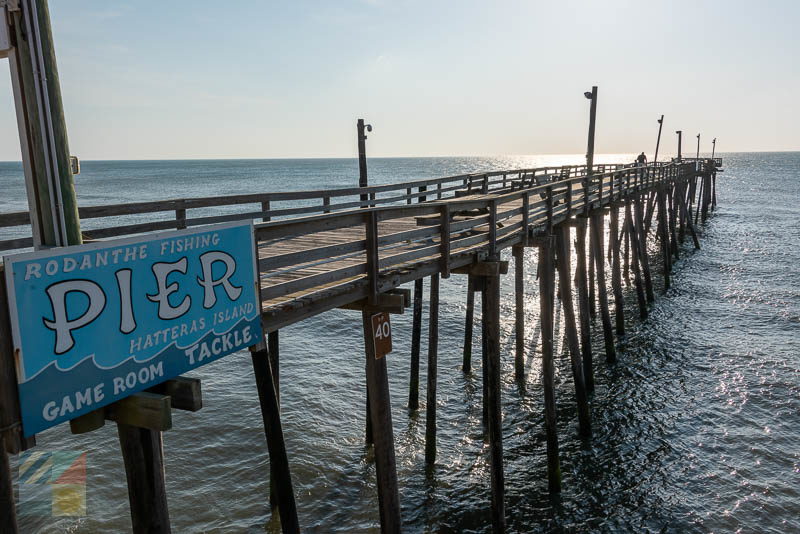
[0,0,797,160]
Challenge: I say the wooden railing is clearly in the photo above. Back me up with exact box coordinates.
[0,163,615,252]
[0,161,718,264]
[247,160,719,330]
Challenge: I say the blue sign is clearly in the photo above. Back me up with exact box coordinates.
[3,221,262,436]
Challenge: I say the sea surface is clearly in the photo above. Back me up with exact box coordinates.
[2,153,798,533]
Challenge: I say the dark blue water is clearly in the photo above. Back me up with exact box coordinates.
[4,153,799,533]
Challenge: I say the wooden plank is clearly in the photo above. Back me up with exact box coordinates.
[409,278,423,411]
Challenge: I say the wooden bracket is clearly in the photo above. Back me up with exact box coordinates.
[69,377,203,434]
[451,260,508,277]
[338,291,409,314]
[105,393,172,432]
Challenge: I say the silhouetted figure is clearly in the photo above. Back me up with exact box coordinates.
[636,152,647,166]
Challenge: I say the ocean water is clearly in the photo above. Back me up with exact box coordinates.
[3,153,799,533]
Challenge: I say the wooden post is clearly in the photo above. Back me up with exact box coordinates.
[361,311,402,533]
[625,203,648,320]
[589,211,616,363]
[462,276,475,373]
[425,274,439,466]
[634,195,655,302]
[117,424,172,534]
[482,268,506,532]
[409,278,424,410]
[357,119,370,204]
[658,189,671,291]
[251,348,300,534]
[481,282,489,432]
[513,246,525,383]
[609,207,625,336]
[0,436,17,534]
[8,0,82,248]
[555,226,591,437]
[538,237,561,493]
[267,331,280,510]
[574,219,594,392]
[588,241,596,318]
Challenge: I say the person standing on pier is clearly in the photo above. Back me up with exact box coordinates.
[636,152,647,166]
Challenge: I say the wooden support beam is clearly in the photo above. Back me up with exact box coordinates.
[361,310,402,533]
[425,274,439,466]
[106,393,172,431]
[537,236,561,493]
[588,236,596,319]
[634,195,655,302]
[117,424,171,534]
[657,189,671,291]
[513,246,525,384]
[482,269,506,532]
[625,203,648,320]
[590,211,616,363]
[149,377,203,412]
[339,292,407,314]
[554,225,591,437]
[574,218,594,392]
[0,436,17,534]
[409,278,424,411]
[451,260,508,277]
[462,276,475,374]
[251,347,300,534]
[609,206,625,336]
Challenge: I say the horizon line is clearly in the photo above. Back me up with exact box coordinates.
[0,149,793,164]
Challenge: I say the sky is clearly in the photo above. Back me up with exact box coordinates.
[0,0,797,160]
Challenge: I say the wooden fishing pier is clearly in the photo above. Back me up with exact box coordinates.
[0,154,721,533]
[0,2,726,531]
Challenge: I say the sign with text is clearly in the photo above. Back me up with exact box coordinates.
[371,312,392,359]
[3,221,261,436]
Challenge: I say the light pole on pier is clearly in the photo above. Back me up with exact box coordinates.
[653,115,664,164]
[357,119,372,205]
[696,133,701,160]
[584,86,598,172]
[711,138,717,159]
[675,130,683,161]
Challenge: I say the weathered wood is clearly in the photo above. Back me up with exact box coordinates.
[106,393,172,431]
[574,219,594,392]
[361,311,402,533]
[0,437,17,534]
[634,195,655,302]
[339,293,407,314]
[409,278,424,410]
[589,211,616,363]
[452,260,509,277]
[482,269,506,532]
[554,226,591,437]
[463,276,475,373]
[513,246,525,383]
[625,203,648,320]
[117,423,171,534]
[425,274,440,466]
[657,189,671,291]
[149,377,203,412]
[609,207,625,336]
[0,266,34,454]
[251,348,299,533]
[538,236,561,493]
